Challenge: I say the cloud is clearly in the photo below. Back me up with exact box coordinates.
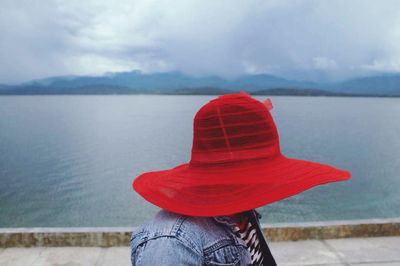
[1,0,400,83]
[313,57,338,70]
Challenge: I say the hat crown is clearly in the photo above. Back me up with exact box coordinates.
[190,93,281,164]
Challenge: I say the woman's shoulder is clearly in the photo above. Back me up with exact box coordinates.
[131,209,241,249]
[130,209,250,265]
[133,210,226,238]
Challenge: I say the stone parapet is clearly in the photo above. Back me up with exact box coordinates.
[1,218,399,247]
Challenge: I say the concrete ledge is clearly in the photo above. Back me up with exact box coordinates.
[263,217,400,241]
[0,227,132,248]
[1,218,399,247]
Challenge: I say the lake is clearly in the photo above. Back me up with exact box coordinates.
[0,95,399,227]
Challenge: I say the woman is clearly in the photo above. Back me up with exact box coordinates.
[130,92,351,265]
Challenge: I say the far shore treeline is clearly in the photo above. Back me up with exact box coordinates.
[1,71,400,97]
[1,86,398,97]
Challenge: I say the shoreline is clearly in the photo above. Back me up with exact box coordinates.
[1,218,399,247]
[1,93,400,97]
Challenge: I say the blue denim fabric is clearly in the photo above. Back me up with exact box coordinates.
[130,209,264,265]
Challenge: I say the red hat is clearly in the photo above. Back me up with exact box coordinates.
[132,92,351,216]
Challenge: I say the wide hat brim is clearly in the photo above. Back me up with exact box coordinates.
[133,154,351,216]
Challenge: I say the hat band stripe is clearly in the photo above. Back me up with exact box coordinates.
[191,143,280,163]
[198,107,267,120]
[195,129,275,141]
[196,120,269,130]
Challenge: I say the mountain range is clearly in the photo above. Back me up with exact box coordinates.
[1,71,400,96]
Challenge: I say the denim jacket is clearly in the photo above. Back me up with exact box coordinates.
[130,209,273,265]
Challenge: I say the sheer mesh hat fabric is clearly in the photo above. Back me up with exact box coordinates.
[132,93,351,216]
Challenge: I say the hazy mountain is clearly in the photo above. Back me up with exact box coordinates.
[22,71,229,91]
[18,71,316,91]
[1,71,400,96]
[232,74,317,91]
[327,74,400,95]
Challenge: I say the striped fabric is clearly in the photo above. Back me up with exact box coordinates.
[231,210,276,266]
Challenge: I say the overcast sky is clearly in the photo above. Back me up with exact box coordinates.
[1,0,400,84]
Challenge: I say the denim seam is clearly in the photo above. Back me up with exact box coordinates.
[176,233,203,256]
[130,231,147,248]
[170,215,187,235]
[204,238,239,254]
[136,234,203,260]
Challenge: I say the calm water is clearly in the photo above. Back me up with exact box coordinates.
[0,95,399,227]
